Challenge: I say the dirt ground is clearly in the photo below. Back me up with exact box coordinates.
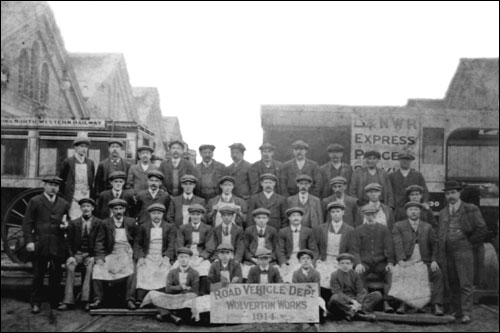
[1,289,498,332]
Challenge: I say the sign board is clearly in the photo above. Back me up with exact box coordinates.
[210,283,319,324]
[1,117,106,128]
[351,113,420,172]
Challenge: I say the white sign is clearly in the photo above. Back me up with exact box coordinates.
[1,117,106,128]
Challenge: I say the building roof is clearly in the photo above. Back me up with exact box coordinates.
[162,116,182,143]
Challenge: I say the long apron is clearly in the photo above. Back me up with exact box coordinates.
[69,163,90,219]
[93,229,134,280]
[181,205,190,225]
[137,228,171,290]
[316,232,341,288]
[279,232,302,283]
[214,198,240,227]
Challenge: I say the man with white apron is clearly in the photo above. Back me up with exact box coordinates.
[207,176,247,227]
[278,207,319,283]
[167,174,206,228]
[134,203,176,305]
[175,204,212,294]
[355,183,395,230]
[90,198,138,310]
[392,202,444,316]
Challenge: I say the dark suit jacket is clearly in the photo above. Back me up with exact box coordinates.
[247,192,288,230]
[292,268,321,284]
[248,160,283,195]
[322,194,358,227]
[208,259,243,284]
[320,162,353,198]
[22,193,69,257]
[244,225,284,264]
[94,157,130,196]
[66,216,102,257]
[438,202,488,247]
[389,169,429,209]
[166,266,200,295]
[59,156,96,201]
[350,167,394,208]
[206,194,247,227]
[395,205,435,228]
[280,158,323,197]
[95,189,135,219]
[194,159,226,199]
[355,202,395,230]
[287,194,323,229]
[126,163,157,194]
[94,217,137,261]
[166,194,206,228]
[330,269,367,302]
[206,223,245,262]
[278,226,319,260]
[351,222,395,267]
[313,222,353,261]
[225,160,252,199]
[247,265,283,284]
[159,158,199,196]
[392,219,437,264]
[135,189,171,225]
[176,223,212,259]
[134,221,176,260]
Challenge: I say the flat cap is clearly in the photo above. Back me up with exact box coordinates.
[147,170,164,180]
[107,139,123,147]
[180,174,197,184]
[218,175,235,185]
[260,173,278,182]
[286,207,305,216]
[188,204,206,214]
[199,144,215,152]
[137,146,154,153]
[219,205,237,214]
[169,140,185,149]
[364,150,381,159]
[229,143,246,152]
[405,185,424,195]
[255,247,272,258]
[252,208,271,217]
[259,143,276,151]
[330,176,347,186]
[73,137,91,146]
[443,180,463,192]
[361,204,379,214]
[327,201,346,211]
[297,249,314,260]
[148,203,166,213]
[404,201,423,210]
[108,198,128,208]
[398,150,415,160]
[364,183,383,192]
[296,174,313,183]
[177,247,193,256]
[337,253,354,262]
[327,143,344,152]
[42,176,63,185]
[78,198,96,206]
[291,140,309,149]
[217,243,234,252]
[108,171,127,181]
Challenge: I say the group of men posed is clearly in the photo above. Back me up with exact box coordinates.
[22,137,488,325]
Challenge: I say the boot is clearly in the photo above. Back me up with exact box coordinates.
[383,301,394,313]
[433,304,444,316]
[396,303,406,314]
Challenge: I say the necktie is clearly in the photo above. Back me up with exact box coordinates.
[261,269,268,273]
[224,226,229,236]
[258,229,265,237]
[115,192,119,199]
[450,205,455,216]
[83,222,89,237]
[294,228,299,233]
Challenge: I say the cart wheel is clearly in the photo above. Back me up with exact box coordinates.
[1,188,43,263]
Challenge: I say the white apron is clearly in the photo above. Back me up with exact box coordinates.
[317,232,341,288]
[182,205,190,225]
[279,233,302,283]
[93,228,134,280]
[136,228,171,290]
[69,163,90,219]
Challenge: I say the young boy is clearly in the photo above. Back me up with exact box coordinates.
[247,248,283,284]
[329,253,382,321]
[208,243,243,287]
[292,249,320,283]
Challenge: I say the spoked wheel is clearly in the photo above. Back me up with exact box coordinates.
[1,188,43,263]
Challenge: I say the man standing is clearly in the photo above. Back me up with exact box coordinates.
[280,140,323,197]
[207,176,247,227]
[286,175,323,229]
[438,180,488,324]
[126,146,157,195]
[392,202,444,316]
[95,171,135,219]
[167,175,206,228]
[355,183,395,230]
[389,150,429,210]
[23,177,68,313]
[350,150,394,208]
[59,198,101,312]
[225,143,252,200]
[94,139,130,197]
[322,176,358,227]
[159,140,199,197]
[135,170,171,225]
[194,144,226,201]
[247,173,288,230]
[249,143,283,195]
[59,137,95,219]
[320,144,353,198]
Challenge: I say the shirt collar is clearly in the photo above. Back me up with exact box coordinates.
[172,157,181,167]
[400,168,411,177]
[183,193,193,200]
[202,160,213,167]
[149,188,159,197]
[75,154,85,164]
[331,161,342,169]
[259,265,270,271]
[113,217,123,226]
[292,224,302,233]
[44,192,55,202]
[222,193,232,201]
[263,191,274,199]
[191,222,201,230]
[179,266,189,273]
[152,220,162,228]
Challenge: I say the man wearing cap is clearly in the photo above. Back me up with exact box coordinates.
[94,139,130,197]
[59,137,96,219]
[249,143,283,195]
[247,173,288,230]
[159,140,199,197]
[278,207,319,282]
[280,140,323,197]
[126,145,157,195]
[134,203,176,305]
[208,243,243,286]
[247,248,284,284]
[23,177,69,314]
[322,176,358,227]
[59,198,101,311]
[389,150,429,209]
[95,171,135,219]
[91,198,138,310]
[355,183,395,230]
[314,201,355,292]
[135,170,171,225]
[167,174,206,228]
[207,176,247,227]
[350,150,394,208]
[320,144,353,198]
[392,202,444,316]
[395,185,435,226]
[194,144,226,201]
[351,204,395,313]
[225,143,252,200]
[176,204,212,294]
[438,180,488,324]
[286,174,323,229]
[206,205,245,263]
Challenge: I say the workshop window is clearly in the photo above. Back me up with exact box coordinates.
[1,139,27,176]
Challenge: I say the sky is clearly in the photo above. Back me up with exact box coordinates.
[48,1,499,165]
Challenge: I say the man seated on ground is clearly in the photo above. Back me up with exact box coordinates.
[247,248,284,284]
